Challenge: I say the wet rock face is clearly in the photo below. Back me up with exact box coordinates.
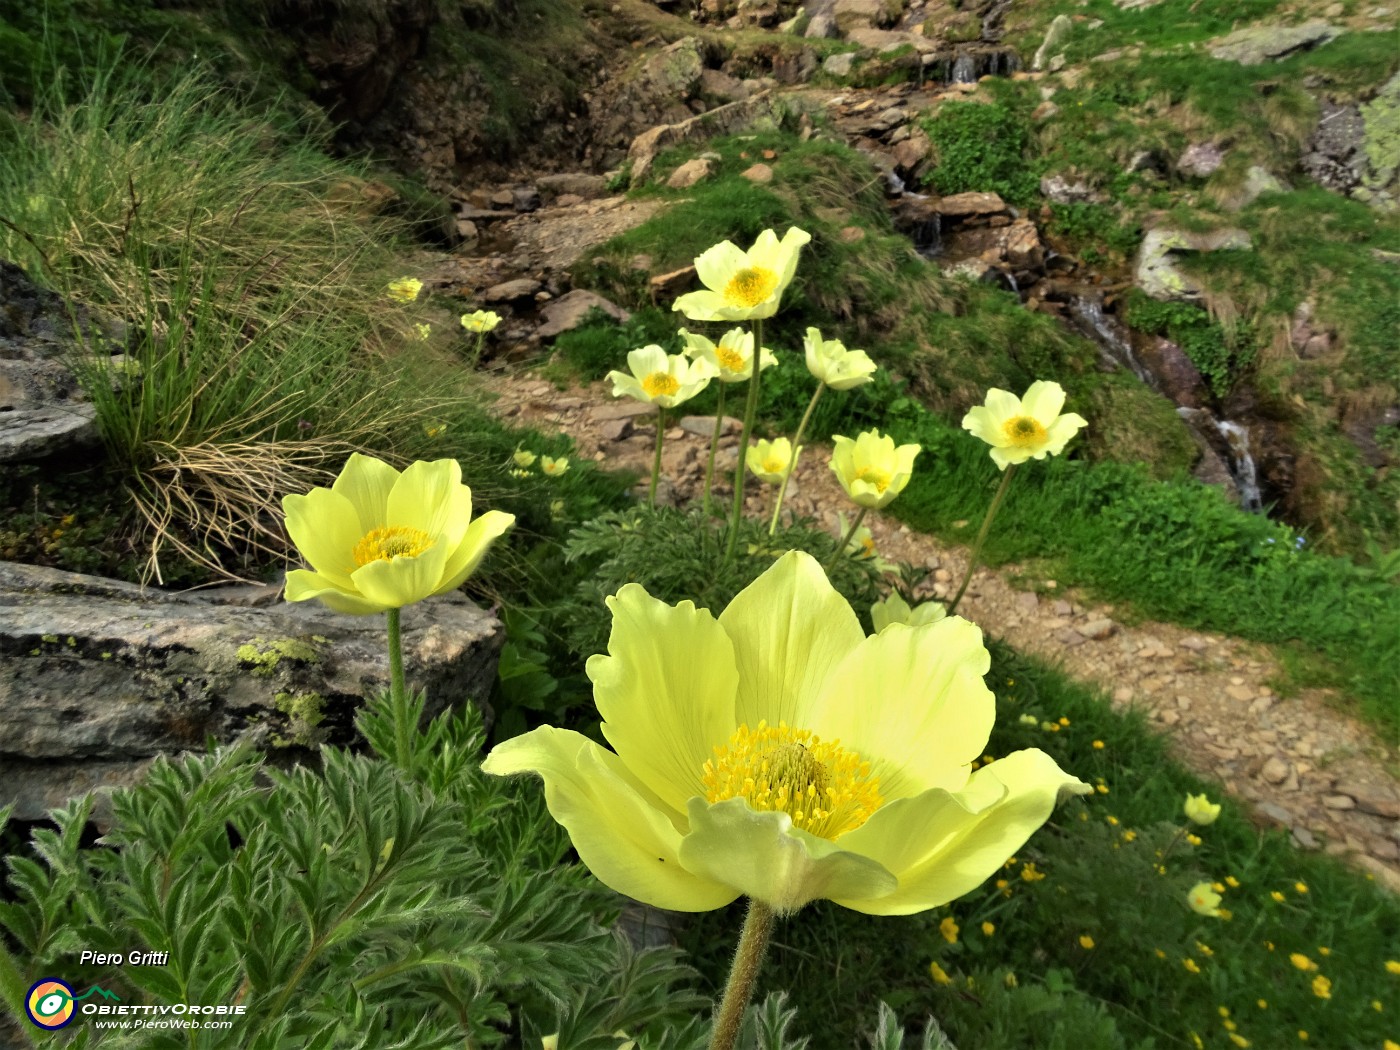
[0,560,504,822]
[0,259,119,464]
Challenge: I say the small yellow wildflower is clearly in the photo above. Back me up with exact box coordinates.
[1257,1000,1267,1009]
[513,449,537,468]
[1155,948,1166,959]
[1290,953,1317,972]
[1228,1034,1250,1049]
[1388,960,1400,975]
[1271,891,1287,903]
[1294,881,1308,894]
[1021,862,1046,882]
[1371,999,1382,1011]
[940,917,959,944]
[1317,946,1330,957]
[1218,908,1233,920]
[1106,816,1120,826]
[995,878,1009,890]
[929,961,952,986]
[1079,935,1095,950]
[1310,975,1331,1000]
[1265,941,1275,951]
[1096,784,1110,794]
[981,922,995,937]
[1197,942,1214,957]
[540,455,570,477]
[1385,1041,1399,1050]
[510,468,532,479]
[1189,1034,1203,1050]
[1123,830,1137,842]
[1223,1019,1237,1032]
[1092,740,1105,749]
[1183,958,1201,974]
[1184,793,1222,826]
[1218,1007,1230,1019]
[460,309,502,333]
[1211,881,1225,893]
[424,421,447,439]
[1004,972,1018,988]
[1297,1032,1308,1042]
[1186,833,1203,847]
[1058,716,1070,726]
[1226,876,1241,888]
[386,276,422,303]
[413,322,432,341]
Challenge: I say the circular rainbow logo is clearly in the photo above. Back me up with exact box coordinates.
[26,978,76,1029]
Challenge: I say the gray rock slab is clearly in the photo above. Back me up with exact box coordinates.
[536,290,631,340]
[1135,227,1253,301]
[0,560,503,821]
[1208,21,1342,65]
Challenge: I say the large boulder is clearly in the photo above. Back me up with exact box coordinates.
[0,561,503,822]
[628,92,788,184]
[1207,21,1342,65]
[1134,227,1253,302]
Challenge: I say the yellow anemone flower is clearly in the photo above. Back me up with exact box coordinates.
[460,309,502,333]
[745,438,801,484]
[1187,882,1223,917]
[607,344,715,408]
[483,551,1086,914]
[672,227,812,321]
[680,327,778,382]
[804,327,876,390]
[541,455,570,477]
[1184,793,1222,826]
[830,430,921,510]
[837,512,898,573]
[282,454,514,614]
[870,592,946,633]
[513,449,538,468]
[961,381,1088,470]
[386,276,422,303]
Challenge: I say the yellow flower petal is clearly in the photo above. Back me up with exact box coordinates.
[586,585,739,814]
[387,459,472,552]
[283,568,391,614]
[1020,380,1066,425]
[832,750,1087,915]
[716,551,865,731]
[331,452,400,536]
[808,617,993,798]
[483,728,736,912]
[350,538,451,609]
[437,510,516,594]
[282,487,364,586]
[678,797,896,914]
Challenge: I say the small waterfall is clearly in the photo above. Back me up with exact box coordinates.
[1177,409,1264,512]
[950,53,978,84]
[1065,297,1154,386]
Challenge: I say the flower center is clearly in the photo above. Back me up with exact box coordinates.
[716,346,747,373]
[1002,415,1048,448]
[352,525,433,567]
[722,266,778,309]
[702,720,882,840]
[762,456,786,474]
[854,466,891,493]
[642,371,680,398]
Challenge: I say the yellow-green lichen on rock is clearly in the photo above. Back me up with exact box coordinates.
[236,636,323,677]
[1361,72,1400,201]
[272,690,327,748]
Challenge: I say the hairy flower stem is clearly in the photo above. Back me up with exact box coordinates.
[709,899,776,1050]
[948,463,1017,617]
[703,386,725,516]
[650,406,667,508]
[724,319,764,562]
[386,608,411,769]
[0,941,37,1047]
[825,506,868,575]
[769,382,824,536]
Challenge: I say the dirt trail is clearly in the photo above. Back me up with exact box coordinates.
[488,371,1400,892]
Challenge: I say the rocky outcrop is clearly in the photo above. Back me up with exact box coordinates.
[627,91,788,184]
[1207,21,1342,65]
[1134,227,1253,302]
[0,561,503,822]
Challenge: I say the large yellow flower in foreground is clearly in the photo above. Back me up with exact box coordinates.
[680,327,778,382]
[830,429,921,510]
[607,344,716,409]
[672,227,812,322]
[484,552,1086,915]
[961,381,1088,470]
[283,454,515,614]
[804,327,876,390]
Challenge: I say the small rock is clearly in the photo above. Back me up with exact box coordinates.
[1179,635,1208,651]
[822,52,857,77]
[679,414,741,438]
[489,189,515,209]
[1177,142,1226,178]
[1112,686,1134,705]
[741,163,774,184]
[650,265,697,299]
[838,225,866,243]
[591,401,658,422]
[1158,710,1180,725]
[1225,684,1254,702]
[1256,801,1293,827]
[513,186,542,212]
[1292,826,1320,850]
[598,418,635,442]
[1260,756,1290,784]
[667,158,714,189]
[1081,618,1116,640]
[1321,793,1356,810]
[535,290,631,339]
[482,278,543,303]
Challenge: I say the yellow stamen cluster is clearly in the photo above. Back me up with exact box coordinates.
[642,372,681,398]
[854,466,892,493]
[717,346,747,372]
[352,525,433,567]
[1002,415,1048,448]
[702,720,881,840]
[762,456,787,474]
[723,266,778,309]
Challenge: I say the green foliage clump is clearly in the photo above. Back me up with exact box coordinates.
[1121,292,1256,398]
[922,100,1039,206]
[0,694,705,1047]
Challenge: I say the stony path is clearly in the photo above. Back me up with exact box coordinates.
[490,371,1400,892]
